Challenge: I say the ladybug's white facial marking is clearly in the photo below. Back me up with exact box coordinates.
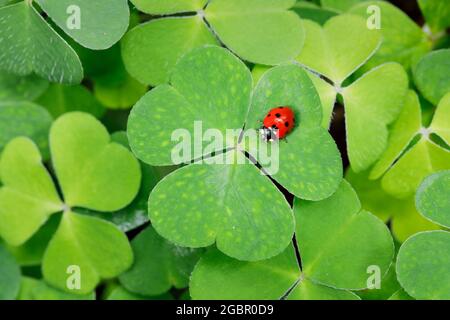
[260,126,278,142]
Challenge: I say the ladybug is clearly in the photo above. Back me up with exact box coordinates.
[260,106,295,142]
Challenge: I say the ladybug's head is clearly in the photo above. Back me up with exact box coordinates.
[260,126,279,142]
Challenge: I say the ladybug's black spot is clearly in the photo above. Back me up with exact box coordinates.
[279,107,284,109]
[275,113,281,118]
[285,122,289,127]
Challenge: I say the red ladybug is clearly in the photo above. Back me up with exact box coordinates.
[260,106,295,142]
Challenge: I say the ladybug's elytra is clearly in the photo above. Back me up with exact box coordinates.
[260,106,295,142]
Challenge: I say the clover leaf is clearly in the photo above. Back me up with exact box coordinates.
[297,15,381,85]
[0,244,20,300]
[413,49,450,106]
[122,0,304,86]
[297,15,408,172]
[0,1,82,84]
[36,84,105,118]
[0,112,141,293]
[252,64,337,129]
[35,0,129,50]
[128,46,342,261]
[148,156,295,261]
[246,64,342,200]
[42,210,133,294]
[50,112,141,211]
[0,102,52,159]
[0,137,63,246]
[190,180,393,299]
[349,1,431,71]
[119,227,202,296]
[416,171,450,229]
[129,46,251,166]
[204,0,304,65]
[397,231,450,300]
[370,91,450,198]
[0,0,129,84]
[18,277,94,300]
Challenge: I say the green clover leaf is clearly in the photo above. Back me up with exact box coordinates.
[18,277,94,300]
[50,112,141,211]
[119,227,202,296]
[416,171,450,229]
[397,231,450,300]
[148,156,294,261]
[122,16,219,86]
[0,244,20,300]
[349,1,431,71]
[0,137,63,246]
[35,0,129,50]
[122,0,304,86]
[246,64,342,200]
[36,84,105,118]
[0,102,53,160]
[252,64,337,129]
[42,210,133,294]
[128,46,342,261]
[0,1,83,84]
[413,49,450,106]
[0,112,141,293]
[370,91,450,198]
[342,63,408,172]
[297,15,408,172]
[0,0,130,84]
[190,180,394,299]
[204,0,304,65]
[418,0,450,33]
[297,15,381,85]
[128,46,251,166]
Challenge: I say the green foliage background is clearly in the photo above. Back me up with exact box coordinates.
[0,0,449,300]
